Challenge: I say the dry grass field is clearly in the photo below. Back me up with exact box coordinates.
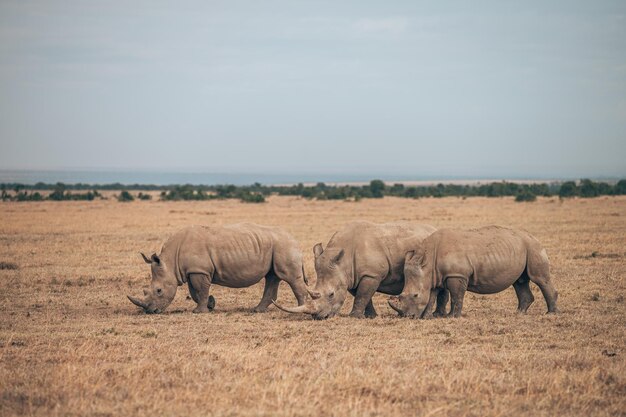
[0,195,625,417]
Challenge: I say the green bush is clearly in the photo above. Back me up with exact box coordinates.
[161,185,214,201]
[579,179,600,198]
[369,180,385,198]
[118,190,135,202]
[559,181,578,198]
[48,183,67,201]
[239,192,265,203]
[137,192,152,200]
[515,189,537,202]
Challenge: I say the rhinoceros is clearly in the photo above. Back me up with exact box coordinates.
[127,223,309,314]
[273,221,436,319]
[388,225,558,318]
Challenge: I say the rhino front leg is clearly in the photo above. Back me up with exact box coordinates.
[349,289,377,318]
[364,299,378,319]
[188,280,216,311]
[446,277,468,318]
[350,276,380,319]
[189,273,213,313]
[420,289,440,319]
[254,274,280,313]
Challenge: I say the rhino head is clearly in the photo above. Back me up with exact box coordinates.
[273,243,349,320]
[388,250,432,318]
[127,252,178,314]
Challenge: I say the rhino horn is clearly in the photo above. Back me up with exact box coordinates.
[272,300,317,315]
[127,295,148,309]
[388,297,403,314]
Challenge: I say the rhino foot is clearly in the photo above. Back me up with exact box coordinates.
[349,311,367,319]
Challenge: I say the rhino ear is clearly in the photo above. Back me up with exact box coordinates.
[404,250,415,264]
[151,253,161,265]
[313,243,324,259]
[414,247,426,266]
[140,252,152,264]
[332,249,345,264]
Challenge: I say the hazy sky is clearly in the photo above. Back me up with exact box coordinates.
[1,1,625,178]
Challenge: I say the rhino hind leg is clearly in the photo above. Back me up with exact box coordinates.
[254,274,280,313]
[513,277,534,313]
[433,289,449,318]
[528,274,558,313]
[526,248,559,314]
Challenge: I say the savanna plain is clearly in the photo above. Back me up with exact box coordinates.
[0,195,625,417]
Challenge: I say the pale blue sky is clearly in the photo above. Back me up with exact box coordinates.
[1,1,625,179]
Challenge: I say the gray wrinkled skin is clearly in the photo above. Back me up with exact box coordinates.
[389,226,559,318]
[274,221,436,319]
[128,223,309,314]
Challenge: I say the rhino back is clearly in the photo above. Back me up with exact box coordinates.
[330,221,435,291]
[178,224,275,287]
[435,226,528,293]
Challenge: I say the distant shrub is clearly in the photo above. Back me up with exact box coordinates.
[15,191,44,201]
[579,179,600,198]
[118,190,135,202]
[239,193,265,203]
[137,192,152,200]
[559,181,578,198]
[515,189,537,202]
[615,179,626,195]
[369,179,385,198]
[161,185,215,201]
[48,183,67,201]
[47,183,100,201]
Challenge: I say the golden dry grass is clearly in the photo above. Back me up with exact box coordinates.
[0,196,625,417]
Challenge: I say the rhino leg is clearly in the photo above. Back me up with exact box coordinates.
[526,249,558,314]
[254,274,280,313]
[446,277,468,318]
[433,289,449,318]
[420,289,440,319]
[364,300,378,319]
[513,277,534,313]
[188,281,216,311]
[349,276,380,319]
[189,273,213,313]
[528,274,558,313]
[349,289,377,318]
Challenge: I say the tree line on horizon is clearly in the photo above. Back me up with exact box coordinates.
[1,179,625,203]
